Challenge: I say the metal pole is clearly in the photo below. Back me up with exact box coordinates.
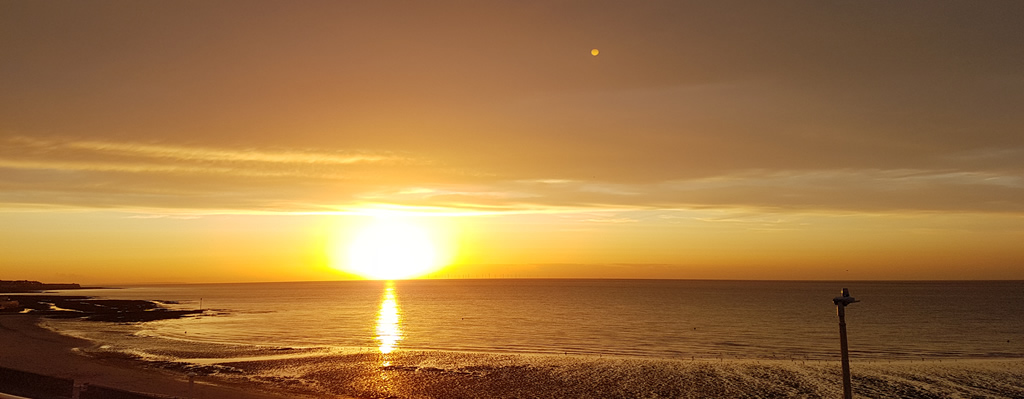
[833,287,858,399]
[838,303,852,399]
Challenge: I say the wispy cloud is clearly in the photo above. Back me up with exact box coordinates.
[580,217,639,223]
[0,136,433,212]
[2,136,1024,215]
[64,140,402,165]
[4,136,412,170]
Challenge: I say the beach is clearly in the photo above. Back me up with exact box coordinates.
[5,312,1024,398]
[0,315,306,399]
[200,351,1024,398]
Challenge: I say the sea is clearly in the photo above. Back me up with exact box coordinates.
[40,280,1024,398]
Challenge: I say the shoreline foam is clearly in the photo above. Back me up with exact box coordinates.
[0,315,320,399]
[8,313,1024,398]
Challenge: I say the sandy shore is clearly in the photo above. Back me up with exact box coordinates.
[0,315,302,399]
[5,312,1023,398]
[244,350,1024,398]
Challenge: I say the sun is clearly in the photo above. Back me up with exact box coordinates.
[342,217,444,280]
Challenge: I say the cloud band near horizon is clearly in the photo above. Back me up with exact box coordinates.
[2,136,1022,215]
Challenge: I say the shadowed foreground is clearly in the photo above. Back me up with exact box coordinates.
[208,351,1024,399]
[3,313,1023,399]
[0,315,301,399]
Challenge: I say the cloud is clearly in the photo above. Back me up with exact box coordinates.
[2,1,1022,218]
[579,217,639,224]
[4,136,411,170]
[2,134,1024,215]
[397,169,1024,214]
[68,141,399,165]
[0,136,429,211]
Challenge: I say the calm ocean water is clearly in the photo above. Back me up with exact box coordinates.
[48,279,1024,361]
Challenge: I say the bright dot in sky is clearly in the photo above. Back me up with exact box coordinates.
[343,217,442,280]
[591,48,600,56]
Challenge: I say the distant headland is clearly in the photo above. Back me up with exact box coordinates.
[0,280,93,293]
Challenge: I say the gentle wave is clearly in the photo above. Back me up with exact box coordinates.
[47,280,1024,361]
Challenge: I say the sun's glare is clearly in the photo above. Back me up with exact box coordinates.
[376,283,401,354]
[341,216,445,280]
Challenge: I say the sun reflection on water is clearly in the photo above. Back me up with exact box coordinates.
[376,282,401,360]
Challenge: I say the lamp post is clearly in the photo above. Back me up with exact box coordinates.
[833,288,859,399]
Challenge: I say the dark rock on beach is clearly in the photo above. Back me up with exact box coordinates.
[1,294,202,323]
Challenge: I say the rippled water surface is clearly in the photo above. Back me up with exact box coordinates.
[49,279,1024,361]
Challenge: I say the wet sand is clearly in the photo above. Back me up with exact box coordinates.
[0,315,311,399]
[5,313,1024,398]
[232,350,1024,399]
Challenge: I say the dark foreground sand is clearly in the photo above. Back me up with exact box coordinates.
[4,313,1024,398]
[0,315,316,399]
[228,350,1024,399]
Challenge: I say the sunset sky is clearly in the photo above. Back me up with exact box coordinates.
[2,1,1023,283]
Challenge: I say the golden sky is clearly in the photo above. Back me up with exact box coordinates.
[2,1,1023,283]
